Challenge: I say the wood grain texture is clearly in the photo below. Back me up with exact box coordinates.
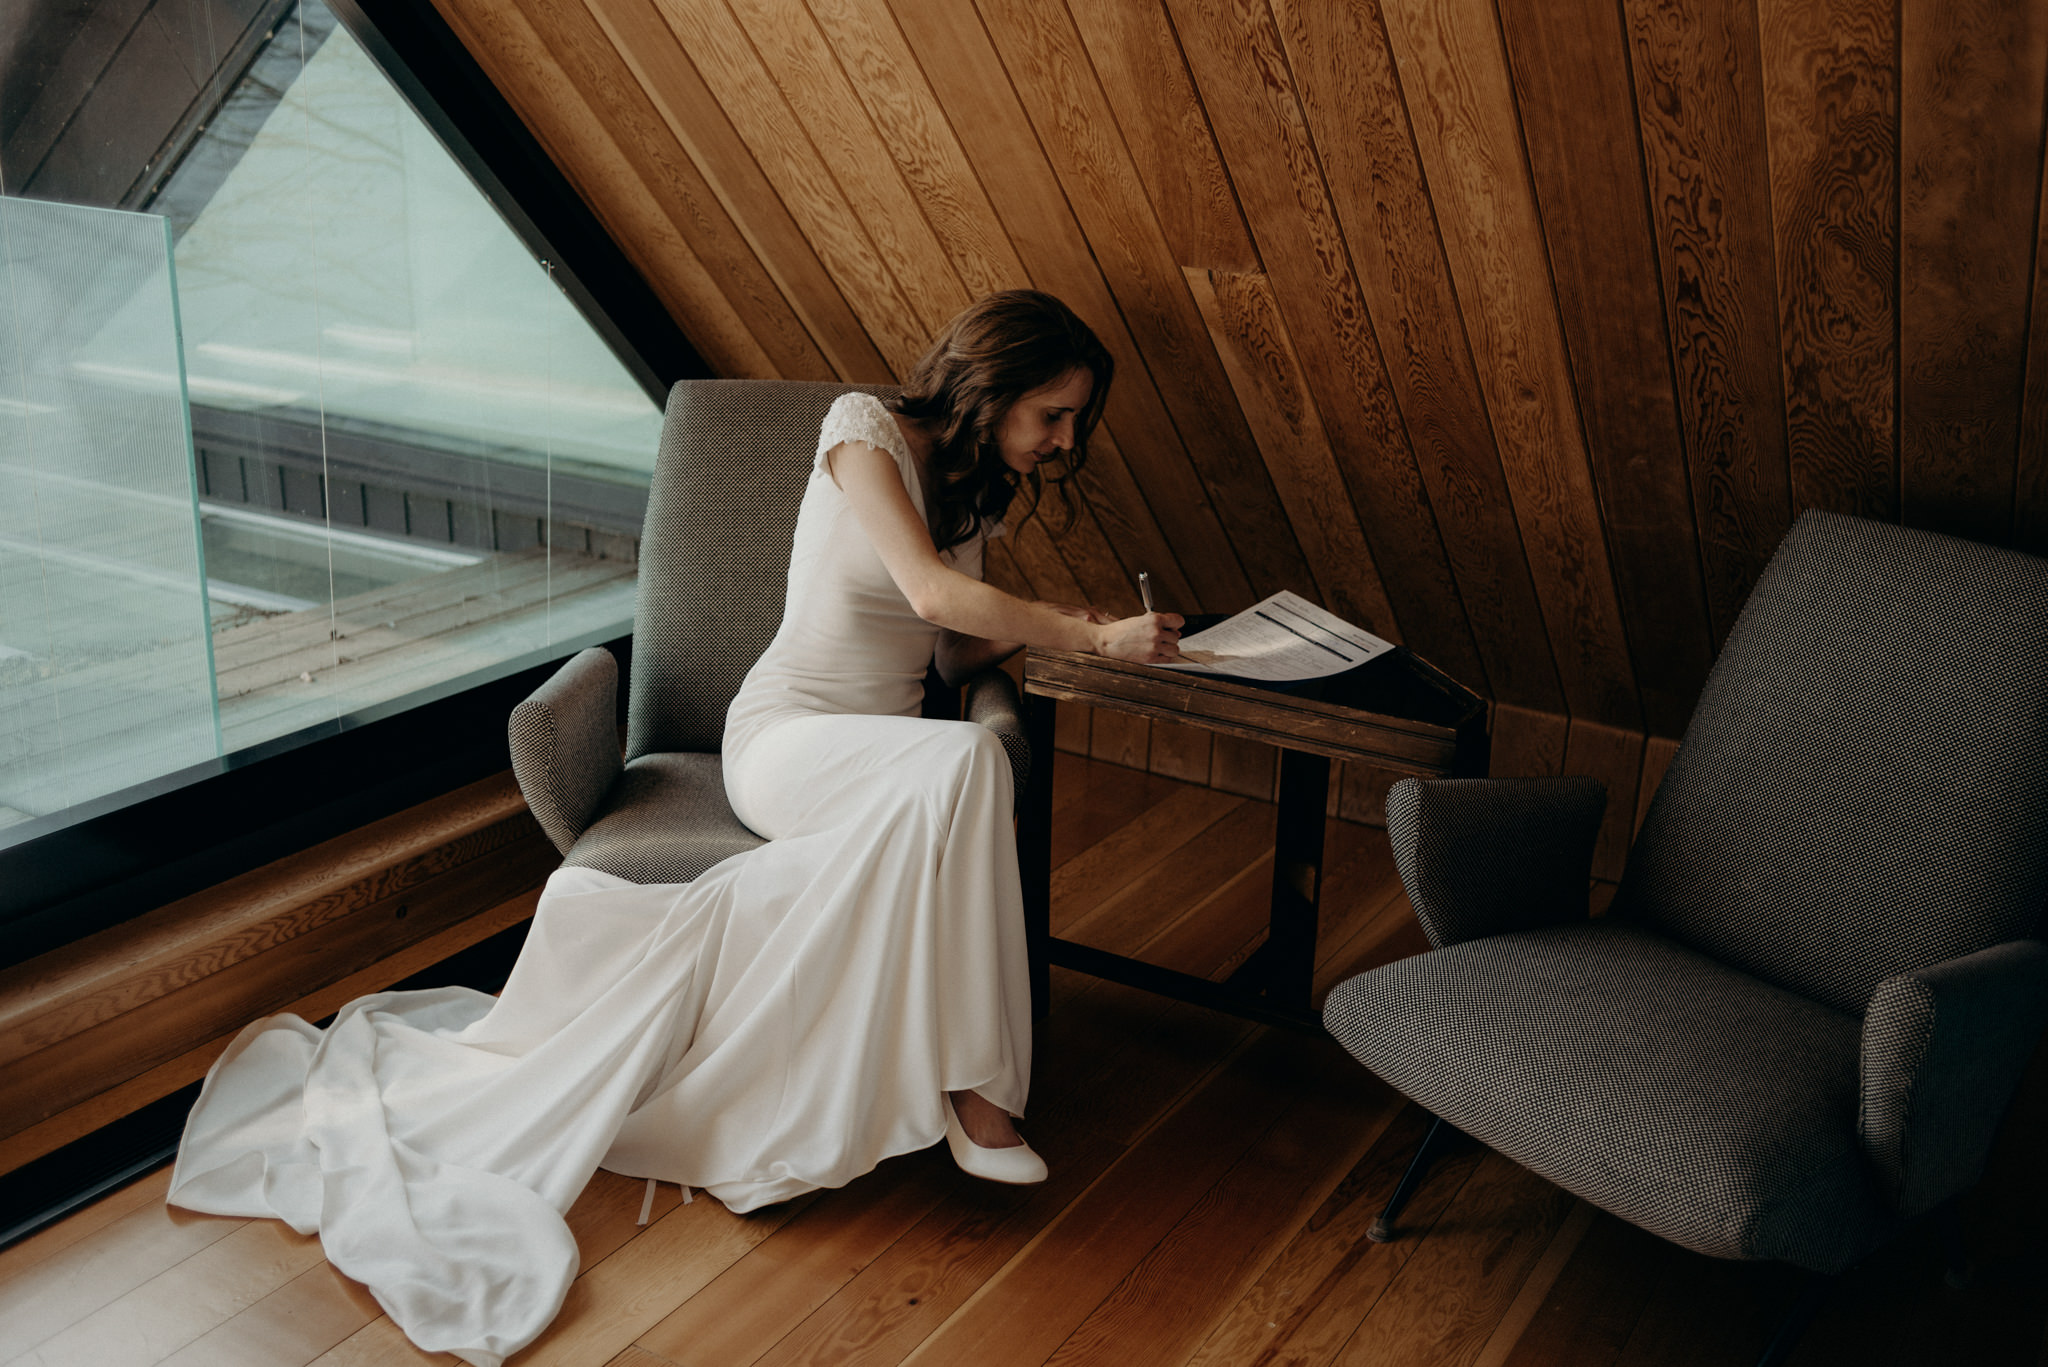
[0,890,538,1177]
[2,844,555,1137]
[1146,717,1213,785]
[1562,717,1647,883]
[428,0,783,380]
[1489,702,1570,778]
[0,772,528,1059]
[1050,783,1242,933]
[21,755,2048,1366]
[1209,734,1278,800]
[0,810,535,1068]
[1054,700,1092,755]
[1184,266,1398,634]
[1088,707,1153,772]
[0,1200,244,1362]
[430,0,2048,746]
[1043,1041,1399,1367]
[1379,0,1641,728]
[440,0,829,380]
[803,0,1030,300]
[1623,0,1793,644]
[20,1217,327,1367]
[1066,0,1258,272]
[1493,0,1714,737]
[897,1028,1297,1366]
[1167,0,1485,683]
[0,1168,170,1284]
[1635,734,1681,838]
[1273,0,1563,714]
[1183,1105,1481,1367]
[2015,146,2048,556]
[972,0,1313,610]
[884,0,1204,611]
[720,0,974,343]
[1334,1150,1578,1367]
[1497,1212,1674,1366]
[1758,0,1898,523]
[1898,0,2048,542]
[1059,799,1274,953]
[632,1153,951,1367]
[578,0,896,380]
[1470,1200,1597,1367]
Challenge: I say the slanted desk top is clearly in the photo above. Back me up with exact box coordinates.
[1017,642,1488,1030]
[1023,642,1488,777]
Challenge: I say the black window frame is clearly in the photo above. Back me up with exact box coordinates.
[0,0,704,968]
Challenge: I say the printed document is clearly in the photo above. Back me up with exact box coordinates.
[1159,590,1395,682]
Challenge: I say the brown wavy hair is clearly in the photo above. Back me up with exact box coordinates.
[891,290,1113,555]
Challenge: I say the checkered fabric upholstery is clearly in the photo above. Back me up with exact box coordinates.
[627,380,899,759]
[510,379,1034,882]
[964,668,1031,800]
[563,752,766,884]
[1615,512,2048,1012]
[1324,511,2048,1274]
[509,647,622,856]
[1859,939,2048,1218]
[1323,922,1888,1270]
[1385,776,1606,948]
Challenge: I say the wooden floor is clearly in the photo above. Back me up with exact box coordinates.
[2,754,2044,1367]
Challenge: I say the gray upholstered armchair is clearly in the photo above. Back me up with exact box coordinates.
[1323,511,2048,1363]
[507,380,1031,885]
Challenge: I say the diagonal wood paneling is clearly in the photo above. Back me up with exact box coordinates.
[1899,0,2048,544]
[434,0,2048,742]
[1496,0,1714,738]
[1623,0,1794,647]
[975,0,1312,611]
[1165,0,1484,678]
[1380,0,1641,729]
[1276,0,1561,716]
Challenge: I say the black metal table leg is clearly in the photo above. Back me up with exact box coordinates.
[1267,747,1330,1013]
[1020,691,1057,1019]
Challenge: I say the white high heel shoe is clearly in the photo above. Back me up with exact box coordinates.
[943,1096,1049,1185]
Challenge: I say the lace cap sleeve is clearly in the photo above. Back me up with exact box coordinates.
[816,392,919,507]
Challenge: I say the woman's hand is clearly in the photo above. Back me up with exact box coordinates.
[1092,611,1184,663]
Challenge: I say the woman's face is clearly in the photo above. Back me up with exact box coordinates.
[995,368,1093,478]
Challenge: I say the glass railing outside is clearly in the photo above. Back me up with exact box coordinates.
[0,199,218,829]
[0,0,663,842]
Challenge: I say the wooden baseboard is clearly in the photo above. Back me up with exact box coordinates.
[0,770,558,1178]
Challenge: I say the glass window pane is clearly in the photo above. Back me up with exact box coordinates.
[0,198,217,832]
[2,0,660,841]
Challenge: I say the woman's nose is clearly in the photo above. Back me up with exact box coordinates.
[1052,420,1075,450]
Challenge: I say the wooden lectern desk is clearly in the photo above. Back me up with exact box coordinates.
[1019,642,1488,1031]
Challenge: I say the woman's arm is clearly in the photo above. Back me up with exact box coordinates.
[934,604,1108,686]
[827,441,1181,663]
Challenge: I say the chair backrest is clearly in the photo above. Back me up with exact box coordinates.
[627,379,898,759]
[1614,510,2048,1013]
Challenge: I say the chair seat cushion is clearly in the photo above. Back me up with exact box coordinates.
[564,751,766,884]
[1322,921,1892,1271]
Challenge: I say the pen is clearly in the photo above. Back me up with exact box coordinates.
[1138,571,1153,613]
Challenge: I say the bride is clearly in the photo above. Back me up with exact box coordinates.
[166,290,1183,1364]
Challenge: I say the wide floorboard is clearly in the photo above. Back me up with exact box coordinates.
[1,753,2042,1366]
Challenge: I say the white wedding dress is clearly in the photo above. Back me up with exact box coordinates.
[166,394,1033,1365]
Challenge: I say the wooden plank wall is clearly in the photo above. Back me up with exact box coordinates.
[430,0,2048,757]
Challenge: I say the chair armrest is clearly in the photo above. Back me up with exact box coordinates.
[1385,776,1606,948]
[963,667,1031,810]
[509,647,623,856]
[1858,939,2048,1217]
